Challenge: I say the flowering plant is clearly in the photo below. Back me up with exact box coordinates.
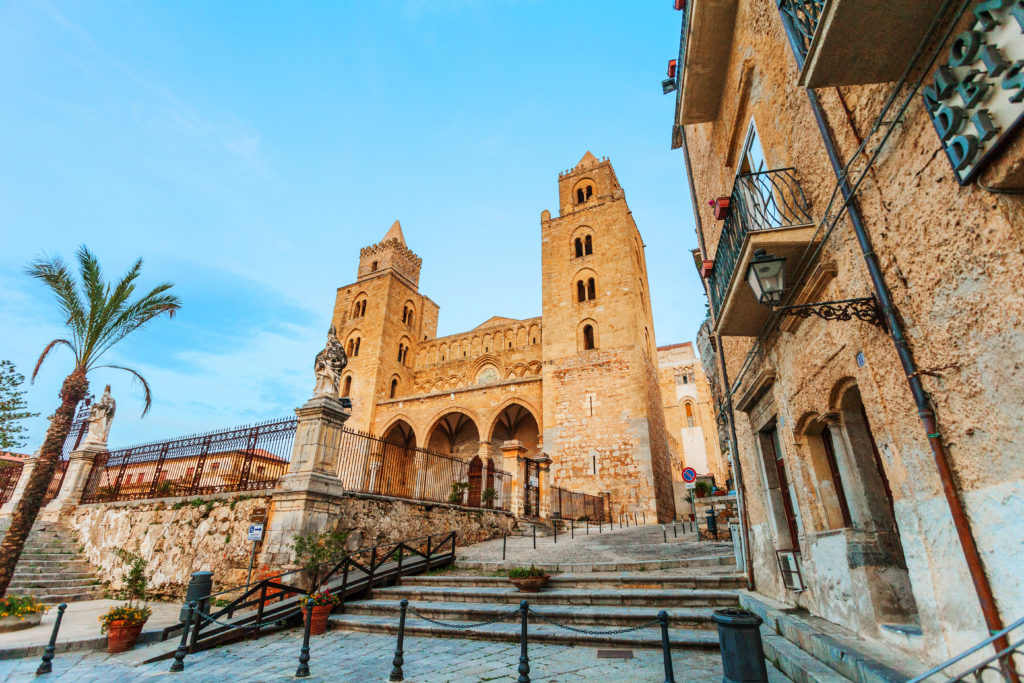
[0,595,49,619]
[99,604,152,633]
[299,589,339,608]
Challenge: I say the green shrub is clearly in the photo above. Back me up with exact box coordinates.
[448,481,470,504]
[481,487,498,505]
[291,529,350,590]
[0,595,48,619]
[508,565,547,579]
[694,481,712,497]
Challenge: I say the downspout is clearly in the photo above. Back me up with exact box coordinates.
[681,125,755,590]
[776,14,1008,652]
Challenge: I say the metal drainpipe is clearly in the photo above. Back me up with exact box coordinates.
[801,85,1009,652]
[681,126,755,590]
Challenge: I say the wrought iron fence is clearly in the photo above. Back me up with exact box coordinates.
[777,0,825,65]
[708,168,813,315]
[549,486,607,522]
[335,427,513,511]
[80,417,298,503]
[909,615,1023,682]
[41,396,93,505]
[0,461,23,505]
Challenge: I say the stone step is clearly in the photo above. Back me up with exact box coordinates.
[13,563,95,575]
[14,551,80,559]
[401,574,746,591]
[373,585,741,608]
[14,559,93,570]
[35,586,106,603]
[327,612,721,651]
[345,598,718,630]
[762,633,854,683]
[9,576,101,589]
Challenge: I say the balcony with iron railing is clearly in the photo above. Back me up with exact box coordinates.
[776,0,948,88]
[707,167,817,336]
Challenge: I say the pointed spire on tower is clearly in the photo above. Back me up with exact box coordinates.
[574,151,600,171]
[382,220,406,246]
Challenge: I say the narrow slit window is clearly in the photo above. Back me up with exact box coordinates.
[583,324,595,350]
[584,234,593,255]
[587,278,596,300]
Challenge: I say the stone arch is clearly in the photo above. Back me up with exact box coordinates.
[351,292,369,318]
[681,399,698,428]
[397,335,412,365]
[341,373,353,398]
[516,326,528,347]
[577,318,599,351]
[388,374,401,399]
[470,335,481,355]
[425,408,483,455]
[526,360,542,376]
[572,178,596,204]
[488,401,541,464]
[374,417,417,499]
[828,376,860,413]
[401,300,416,328]
[345,330,363,357]
[528,323,541,345]
[793,410,851,532]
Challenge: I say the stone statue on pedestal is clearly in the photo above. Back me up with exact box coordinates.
[313,326,348,398]
[80,385,115,448]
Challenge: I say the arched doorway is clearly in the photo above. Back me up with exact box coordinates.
[377,419,417,499]
[426,411,481,505]
[490,402,541,515]
[467,456,483,507]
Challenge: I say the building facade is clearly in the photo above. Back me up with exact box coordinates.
[329,153,675,521]
[657,341,728,517]
[671,0,1024,667]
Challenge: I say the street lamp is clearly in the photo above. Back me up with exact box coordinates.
[745,249,885,328]
[745,249,786,305]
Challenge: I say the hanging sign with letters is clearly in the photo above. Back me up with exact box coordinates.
[924,0,1024,184]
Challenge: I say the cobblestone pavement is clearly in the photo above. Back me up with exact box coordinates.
[0,629,731,682]
[457,523,735,568]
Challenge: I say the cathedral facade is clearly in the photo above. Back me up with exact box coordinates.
[329,153,675,521]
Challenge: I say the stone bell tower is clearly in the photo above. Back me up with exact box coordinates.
[330,221,439,432]
[539,152,675,522]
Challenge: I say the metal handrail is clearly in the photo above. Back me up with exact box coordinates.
[909,615,1024,682]
[708,167,813,315]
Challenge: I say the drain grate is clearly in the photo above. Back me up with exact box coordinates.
[596,649,633,659]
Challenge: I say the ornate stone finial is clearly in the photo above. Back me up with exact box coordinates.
[80,385,115,448]
[313,326,348,398]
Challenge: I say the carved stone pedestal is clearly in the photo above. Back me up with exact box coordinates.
[39,445,107,521]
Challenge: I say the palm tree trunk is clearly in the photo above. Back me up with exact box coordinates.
[0,369,88,596]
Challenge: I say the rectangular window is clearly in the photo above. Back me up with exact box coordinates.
[763,425,801,551]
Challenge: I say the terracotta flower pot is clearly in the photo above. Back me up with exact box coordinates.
[305,604,333,635]
[712,197,730,220]
[510,575,550,592]
[106,619,147,653]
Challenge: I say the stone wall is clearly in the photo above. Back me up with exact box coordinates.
[67,491,514,599]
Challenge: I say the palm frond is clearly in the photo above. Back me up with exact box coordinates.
[85,258,142,364]
[31,339,76,382]
[25,255,87,349]
[87,285,181,367]
[95,364,153,417]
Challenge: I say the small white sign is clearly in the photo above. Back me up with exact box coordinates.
[685,482,697,490]
[528,476,539,488]
[247,524,264,542]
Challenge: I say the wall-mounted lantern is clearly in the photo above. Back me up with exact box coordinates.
[746,249,885,328]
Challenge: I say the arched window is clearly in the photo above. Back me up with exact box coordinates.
[402,307,408,323]
[685,403,695,428]
[587,278,596,300]
[390,378,398,398]
[347,339,354,356]
[354,338,361,356]
[371,261,378,272]
[397,344,404,362]
[353,301,361,317]
[577,280,586,302]
[342,376,352,397]
[576,188,585,203]
[585,184,593,200]
[583,324,595,350]
[574,238,583,258]
[584,234,593,255]
[407,311,413,328]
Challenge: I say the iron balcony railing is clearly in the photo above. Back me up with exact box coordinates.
[708,168,813,316]
[777,0,826,65]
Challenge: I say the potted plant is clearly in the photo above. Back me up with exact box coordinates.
[299,589,339,636]
[99,550,152,653]
[694,481,712,498]
[508,565,550,592]
[481,487,498,508]
[0,595,48,633]
[291,529,349,592]
[448,481,470,505]
[710,196,730,220]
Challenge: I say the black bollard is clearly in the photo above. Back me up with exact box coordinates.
[390,599,408,681]
[295,602,314,677]
[532,524,536,549]
[634,512,638,526]
[658,610,675,683]
[517,600,530,683]
[712,609,768,683]
[598,519,602,533]
[643,511,647,525]
[553,523,557,544]
[187,595,203,652]
[36,602,67,675]
[662,525,667,543]
[503,533,507,561]
[586,520,589,535]
[169,602,195,672]
[180,571,213,624]
[673,523,677,538]
[571,520,574,539]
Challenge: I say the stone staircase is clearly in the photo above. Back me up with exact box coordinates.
[0,519,105,603]
[326,572,914,682]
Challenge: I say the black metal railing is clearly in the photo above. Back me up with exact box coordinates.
[0,461,23,505]
[336,428,513,512]
[708,168,813,315]
[80,417,298,503]
[909,615,1023,682]
[777,0,826,65]
[40,396,92,504]
[549,487,607,522]
[160,531,457,655]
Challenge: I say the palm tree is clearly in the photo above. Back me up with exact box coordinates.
[0,246,180,596]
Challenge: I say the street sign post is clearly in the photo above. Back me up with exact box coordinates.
[245,524,265,588]
[681,467,697,483]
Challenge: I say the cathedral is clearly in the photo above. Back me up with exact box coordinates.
[330,153,675,521]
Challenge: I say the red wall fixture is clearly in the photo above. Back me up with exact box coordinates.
[711,197,730,220]
[700,260,714,279]
[674,0,686,10]
[668,60,677,79]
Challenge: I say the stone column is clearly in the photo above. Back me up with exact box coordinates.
[0,457,38,517]
[260,396,351,570]
[535,454,552,520]
[39,445,106,520]
[500,440,526,517]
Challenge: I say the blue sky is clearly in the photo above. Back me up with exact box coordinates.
[0,0,704,448]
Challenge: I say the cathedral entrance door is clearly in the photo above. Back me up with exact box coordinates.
[523,458,540,518]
